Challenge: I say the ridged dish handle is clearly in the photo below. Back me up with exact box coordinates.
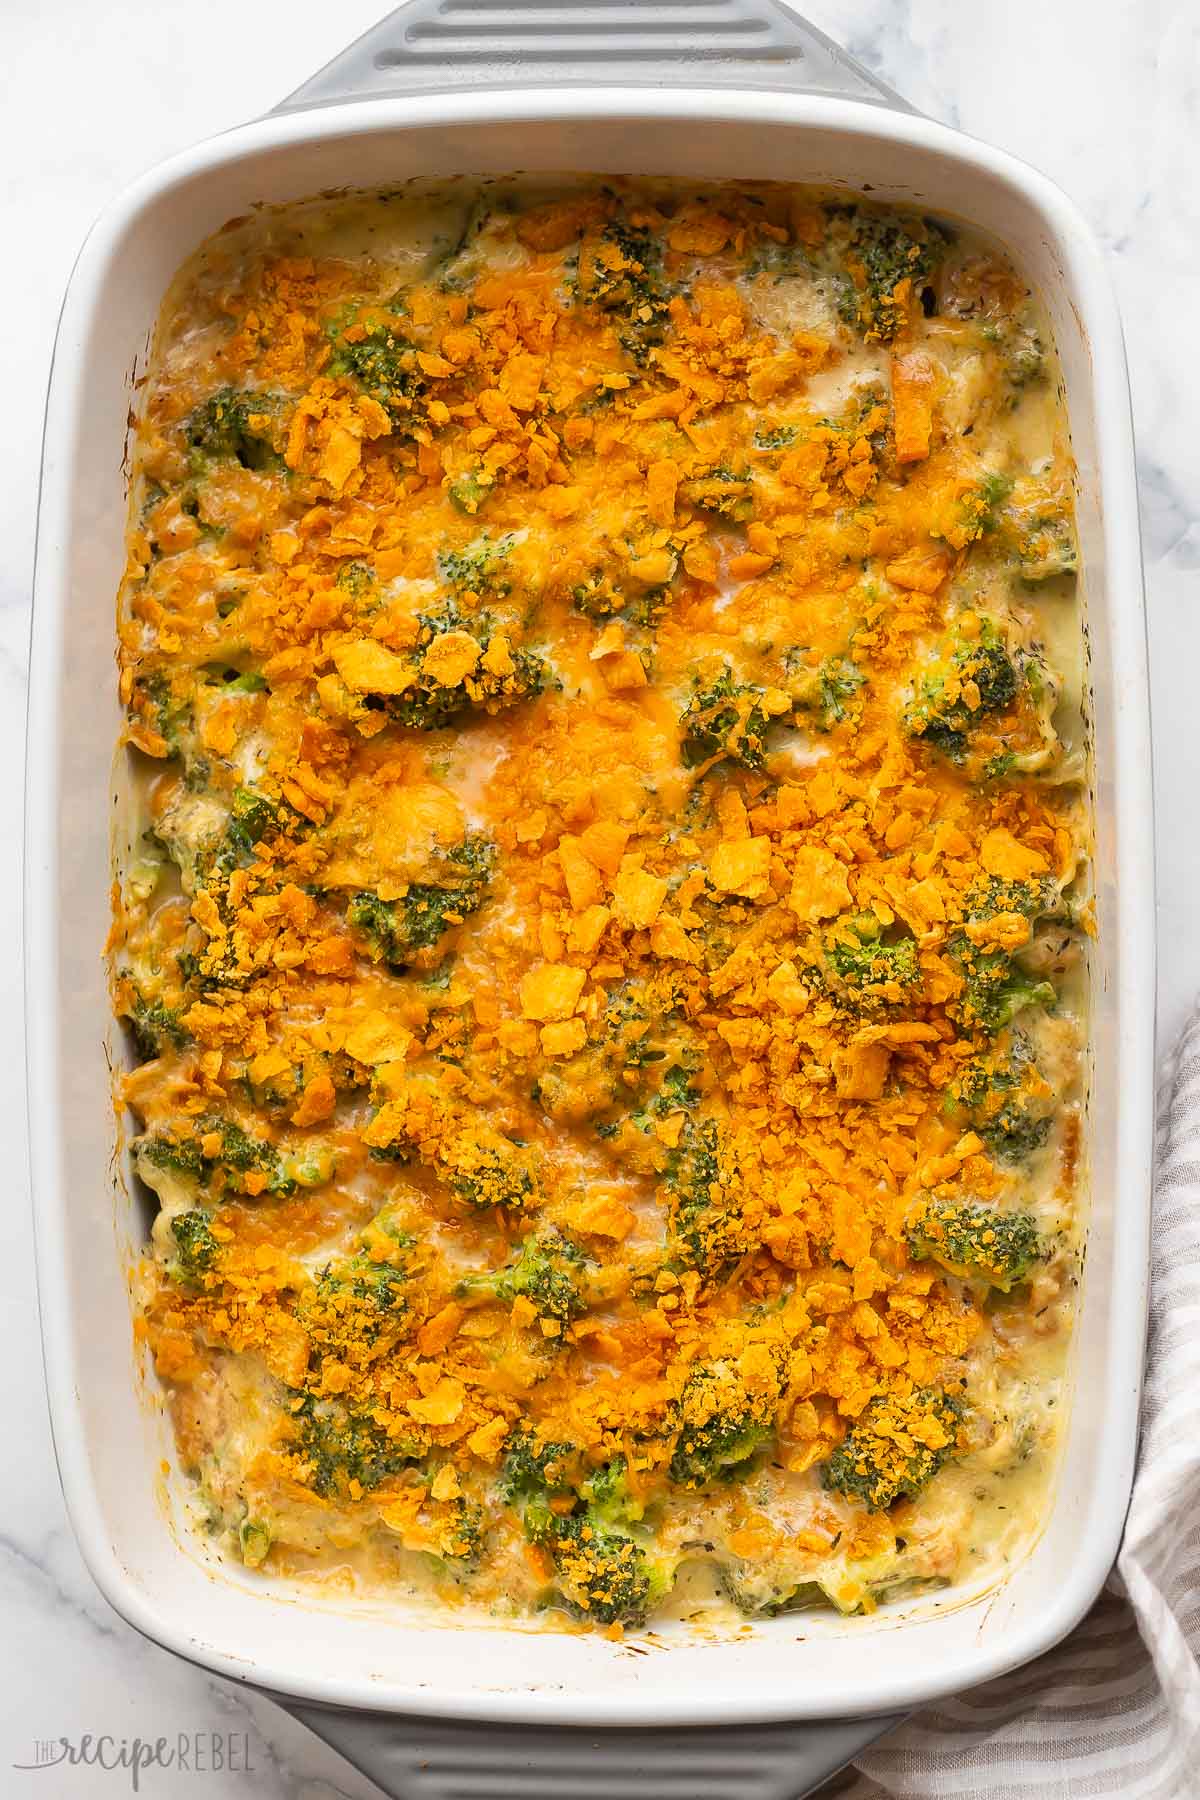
[281,1704,906,1800]
[277,0,910,111]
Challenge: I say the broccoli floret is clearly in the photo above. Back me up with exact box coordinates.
[682,468,754,523]
[679,668,775,771]
[456,1229,589,1327]
[571,567,669,628]
[123,987,190,1060]
[668,1358,778,1489]
[1009,507,1078,582]
[499,1439,670,1627]
[527,1506,672,1628]
[954,955,1056,1034]
[336,560,375,598]
[906,1197,1042,1291]
[826,915,921,1002]
[186,389,282,471]
[496,1429,578,1504]
[437,532,517,596]
[437,1496,486,1569]
[786,653,867,731]
[237,1517,273,1568]
[449,1143,536,1213]
[346,838,495,967]
[131,671,193,757]
[327,311,424,427]
[663,1116,752,1279]
[981,312,1046,400]
[951,1036,1053,1163]
[311,1212,416,1335]
[833,208,948,343]
[168,1209,219,1285]
[137,1115,334,1201]
[217,786,298,870]
[447,467,497,516]
[816,656,866,727]
[720,1565,830,1617]
[386,610,547,730]
[578,219,672,364]
[580,1456,645,1530]
[822,1389,962,1510]
[904,622,1019,763]
[947,877,1062,1034]
[291,1395,419,1500]
[753,423,800,450]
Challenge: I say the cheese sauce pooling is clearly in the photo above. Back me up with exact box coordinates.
[112,180,1087,1634]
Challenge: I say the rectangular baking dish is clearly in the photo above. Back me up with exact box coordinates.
[27,2,1154,1745]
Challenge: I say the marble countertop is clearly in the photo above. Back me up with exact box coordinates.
[2,0,1194,1791]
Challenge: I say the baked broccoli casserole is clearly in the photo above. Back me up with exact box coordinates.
[112,181,1088,1633]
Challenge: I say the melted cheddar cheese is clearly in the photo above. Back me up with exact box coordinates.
[112,181,1087,1634]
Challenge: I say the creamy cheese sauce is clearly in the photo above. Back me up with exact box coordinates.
[112,179,1088,1636]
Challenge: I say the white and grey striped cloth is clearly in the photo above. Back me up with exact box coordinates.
[832,1006,1200,1799]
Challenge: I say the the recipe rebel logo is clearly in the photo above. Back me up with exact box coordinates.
[13,1732,256,1789]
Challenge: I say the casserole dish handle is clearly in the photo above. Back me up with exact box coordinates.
[272,3,910,1793]
[283,1702,908,1799]
[277,0,913,111]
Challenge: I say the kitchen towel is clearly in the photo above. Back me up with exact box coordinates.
[830,1004,1200,1800]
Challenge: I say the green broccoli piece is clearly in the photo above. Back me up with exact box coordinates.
[681,468,754,523]
[663,1116,752,1279]
[291,1395,419,1500]
[571,568,669,628]
[131,671,193,757]
[168,1209,220,1285]
[833,207,947,343]
[437,1497,486,1569]
[312,1213,416,1329]
[449,1144,536,1214]
[386,609,547,730]
[124,988,190,1060]
[786,653,867,732]
[456,1230,589,1327]
[753,424,800,450]
[947,876,1062,1034]
[904,622,1019,763]
[217,786,299,870]
[137,1115,334,1201]
[437,533,517,595]
[579,1456,645,1530]
[907,1196,1042,1291]
[668,1358,778,1488]
[447,467,497,516]
[496,1429,578,1504]
[720,1565,830,1617]
[951,1036,1053,1163]
[954,954,1057,1034]
[346,838,495,967]
[527,1505,672,1628]
[822,1389,962,1509]
[1009,508,1078,582]
[578,219,672,364]
[981,311,1046,400]
[336,560,375,598]
[826,915,921,1001]
[327,311,424,427]
[679,668,775,771]
[186,389,282,472]
[237,1518,273,1568]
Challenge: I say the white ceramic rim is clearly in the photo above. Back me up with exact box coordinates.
[27,84,1155,1724]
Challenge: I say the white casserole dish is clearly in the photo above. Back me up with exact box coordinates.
[27,3,1154,1774]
